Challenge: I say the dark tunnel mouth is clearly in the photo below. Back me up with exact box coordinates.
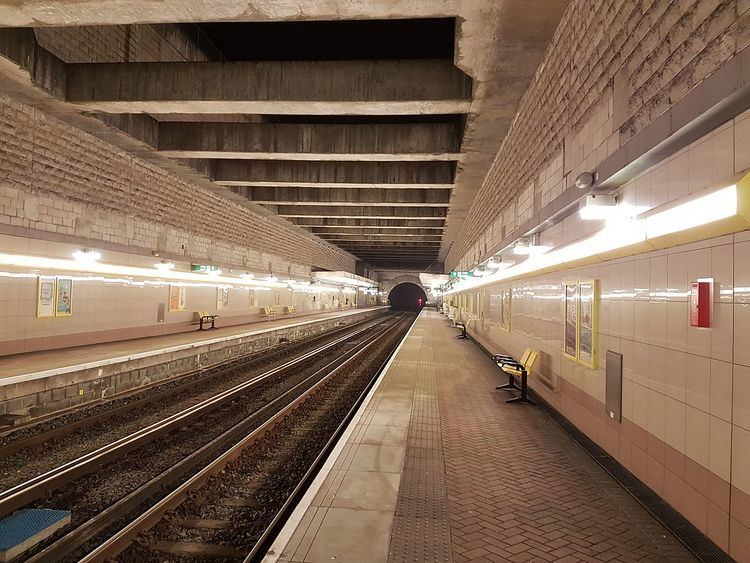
[388,282,426,312]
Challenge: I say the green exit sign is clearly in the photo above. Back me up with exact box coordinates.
[450,271,475,279]
[191,263,221,272]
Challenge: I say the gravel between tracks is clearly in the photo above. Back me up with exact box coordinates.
[0,318,384,491]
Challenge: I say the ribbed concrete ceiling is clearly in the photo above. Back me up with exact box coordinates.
[0,1,570,272]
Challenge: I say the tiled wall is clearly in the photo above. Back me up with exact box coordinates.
[454,114,750,560]
[0,234,369,356]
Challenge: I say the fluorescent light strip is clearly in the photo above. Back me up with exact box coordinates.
[0,258,357,296]
[645,185,737,238]
[0,253,290,289]
[445,184,740,295]
[312,272,377,288]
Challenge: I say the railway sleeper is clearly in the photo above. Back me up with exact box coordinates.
[150,539,245,558]
[172,518,234,530]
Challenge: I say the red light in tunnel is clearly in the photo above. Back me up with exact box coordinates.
[418,298,423,307]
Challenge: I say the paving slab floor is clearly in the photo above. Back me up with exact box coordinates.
[275,310,696,563]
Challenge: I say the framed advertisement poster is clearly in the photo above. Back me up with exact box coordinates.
[489,292,501,325]
[217,287,229,310]
[37,276,56,318]
[55,277,73,316]
[168,285,186,312]
[563,282,578,360]
[500,288,512,331]
[578,280,598,368]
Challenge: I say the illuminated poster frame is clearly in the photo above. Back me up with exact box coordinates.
[578,279,599,368]
[55,277,73,317]
[168,285,186,312]
[563,282,578,360]
[37,276,56,318]
[217,287,229,310]
[500,287,512,332]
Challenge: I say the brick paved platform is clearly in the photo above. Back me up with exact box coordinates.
[268,310,696,563]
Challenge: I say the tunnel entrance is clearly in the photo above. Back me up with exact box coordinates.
[388,282,427,312]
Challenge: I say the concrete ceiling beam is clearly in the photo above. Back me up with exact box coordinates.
[274,206,447,218]
[290,218,445,229]
[240,186,451,206]
[330,240,442,247]
[65,59,472,115]
[212,160,455,187]
[2,2,457,27]
[311,228,443,236]
[259,201,449,207]
[156,121,462,162]
[320,237,443,243]
[280,214,446,221]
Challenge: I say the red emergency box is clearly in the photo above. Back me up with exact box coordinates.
[690,281,711,328]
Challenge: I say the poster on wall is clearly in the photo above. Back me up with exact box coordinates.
[249,292,257,308]
[489,292,501,325]
[563,282,578,359]
[55,277,73,317]
[500,288,512,331]
[217,287,229,310]
[578,280,598,367]
[274,290,281,306]
[37,276,56,318]
[168,285,186,312]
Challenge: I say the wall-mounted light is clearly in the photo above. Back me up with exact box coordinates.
[579,194,648,221]
[73,249,101,263]
[486,257,515,270]
[267,275,278,283]
[444,177,750,296]
[154,260,175,271]
[241,273,255,280]
[513,235,550,256]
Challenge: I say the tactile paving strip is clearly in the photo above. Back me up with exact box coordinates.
[388,330,453,563]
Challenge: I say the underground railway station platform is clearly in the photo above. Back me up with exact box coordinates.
[3,1,750,561]
[267,310,702,563]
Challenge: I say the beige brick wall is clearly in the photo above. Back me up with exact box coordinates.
[450,0,749,270]
[0,95,356,273]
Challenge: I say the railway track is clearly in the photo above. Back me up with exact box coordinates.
[0,313,379,456]
[1,312,412,562]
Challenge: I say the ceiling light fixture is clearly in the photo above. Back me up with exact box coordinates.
[72,249,101,263]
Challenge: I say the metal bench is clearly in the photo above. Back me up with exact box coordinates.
[455,321,468,339]
[492,348,538,405]
[261,306,276,321]
[284,305,296,318]
[196,311,219,331]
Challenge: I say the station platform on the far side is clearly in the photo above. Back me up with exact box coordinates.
[267,309,696,563]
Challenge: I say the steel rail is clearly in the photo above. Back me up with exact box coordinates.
[75,315,405,563]
[0,315,377,456]
[0,317,389,519]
